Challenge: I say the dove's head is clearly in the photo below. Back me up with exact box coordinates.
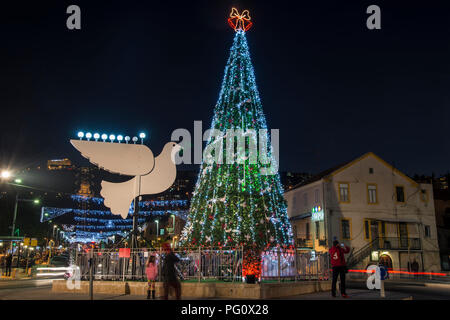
[163,142,182,164]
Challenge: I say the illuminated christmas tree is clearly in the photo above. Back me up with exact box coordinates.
[180,9,294,277]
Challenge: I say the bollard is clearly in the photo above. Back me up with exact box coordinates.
[380,279,385,298]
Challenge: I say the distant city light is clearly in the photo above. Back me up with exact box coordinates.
[0,170,11,179]
[14,178,22,184]
[34,199,40,204]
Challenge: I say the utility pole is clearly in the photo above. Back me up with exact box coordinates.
[131,193,141,280]
[11,193,19,237]
[88,249,94,300]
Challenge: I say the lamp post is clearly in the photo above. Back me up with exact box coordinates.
[171,214,175,234]
[155,219,159,237]
[2,175,41,238]
[11,194,40,237]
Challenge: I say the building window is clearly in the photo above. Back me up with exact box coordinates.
[339,183,350,203]
[364,220,370,240]
[424,225,431,238]
[341,219,351,240]
[396,186,405,202]
[315,221,320,239]
[369,168,374,174]
[420,189,428,202]
[367,184,377,204]
[315,189,319,203]
[381,221,386,237]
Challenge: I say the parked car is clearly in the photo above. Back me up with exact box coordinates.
[50,255,70,267]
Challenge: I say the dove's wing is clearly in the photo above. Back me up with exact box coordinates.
[70,139,155,176]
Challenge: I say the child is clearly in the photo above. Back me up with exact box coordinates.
[145,255,158,299]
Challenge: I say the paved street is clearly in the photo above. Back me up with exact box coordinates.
[1,278,449,300]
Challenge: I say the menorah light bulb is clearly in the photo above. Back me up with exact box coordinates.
[132,136,138,144]
[139,132,146,144]
[109,134,116,143]
[93,133,100,141]
[85,132,92,141]
[101,134,107,142]
[77,132,84,140]
[124,136,130,144]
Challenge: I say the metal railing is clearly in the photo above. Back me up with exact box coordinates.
[73,247,330,282]
[261,249,329,281]
[377,237,421,251]
[75,247,243,282]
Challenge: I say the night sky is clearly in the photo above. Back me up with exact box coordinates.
[1,0,449,177]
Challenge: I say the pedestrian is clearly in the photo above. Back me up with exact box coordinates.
[161,243,181,300]
[145,255,158,299]
[329,240,350,298]
[0,254,5,276]
[5,253,12,277]
[411,259,419,278]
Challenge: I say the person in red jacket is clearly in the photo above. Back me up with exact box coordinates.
[329,240,350,298]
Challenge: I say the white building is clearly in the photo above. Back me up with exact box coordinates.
[284,152,441,273]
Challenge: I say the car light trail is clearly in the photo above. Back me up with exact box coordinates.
[347,269,448,276]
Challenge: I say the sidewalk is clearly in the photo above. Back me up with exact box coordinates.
[280,288,413,300]
[348,277,450,288]
[0,285,412,300]
[0,269,33,281]
[0,286,203,300]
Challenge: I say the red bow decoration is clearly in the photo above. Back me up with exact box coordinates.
[227,8,253,32]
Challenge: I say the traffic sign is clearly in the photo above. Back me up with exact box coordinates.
[119,248,130,258]
[23,238,30,246]
[379,266,389,280]
[31,238,38,246]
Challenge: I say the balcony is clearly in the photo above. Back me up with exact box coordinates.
[375,237,422,251]
[295,238,313,248]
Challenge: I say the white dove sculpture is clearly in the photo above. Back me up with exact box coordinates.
[70,139,181,219]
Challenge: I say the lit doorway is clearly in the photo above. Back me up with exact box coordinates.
[379,254,393,270]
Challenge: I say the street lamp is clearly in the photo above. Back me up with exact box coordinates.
[1,170,11,179]
[10,195,41,237]
[155,219,159,236]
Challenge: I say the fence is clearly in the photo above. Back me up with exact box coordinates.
[261,249,330,281]
[74,247,330,282]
